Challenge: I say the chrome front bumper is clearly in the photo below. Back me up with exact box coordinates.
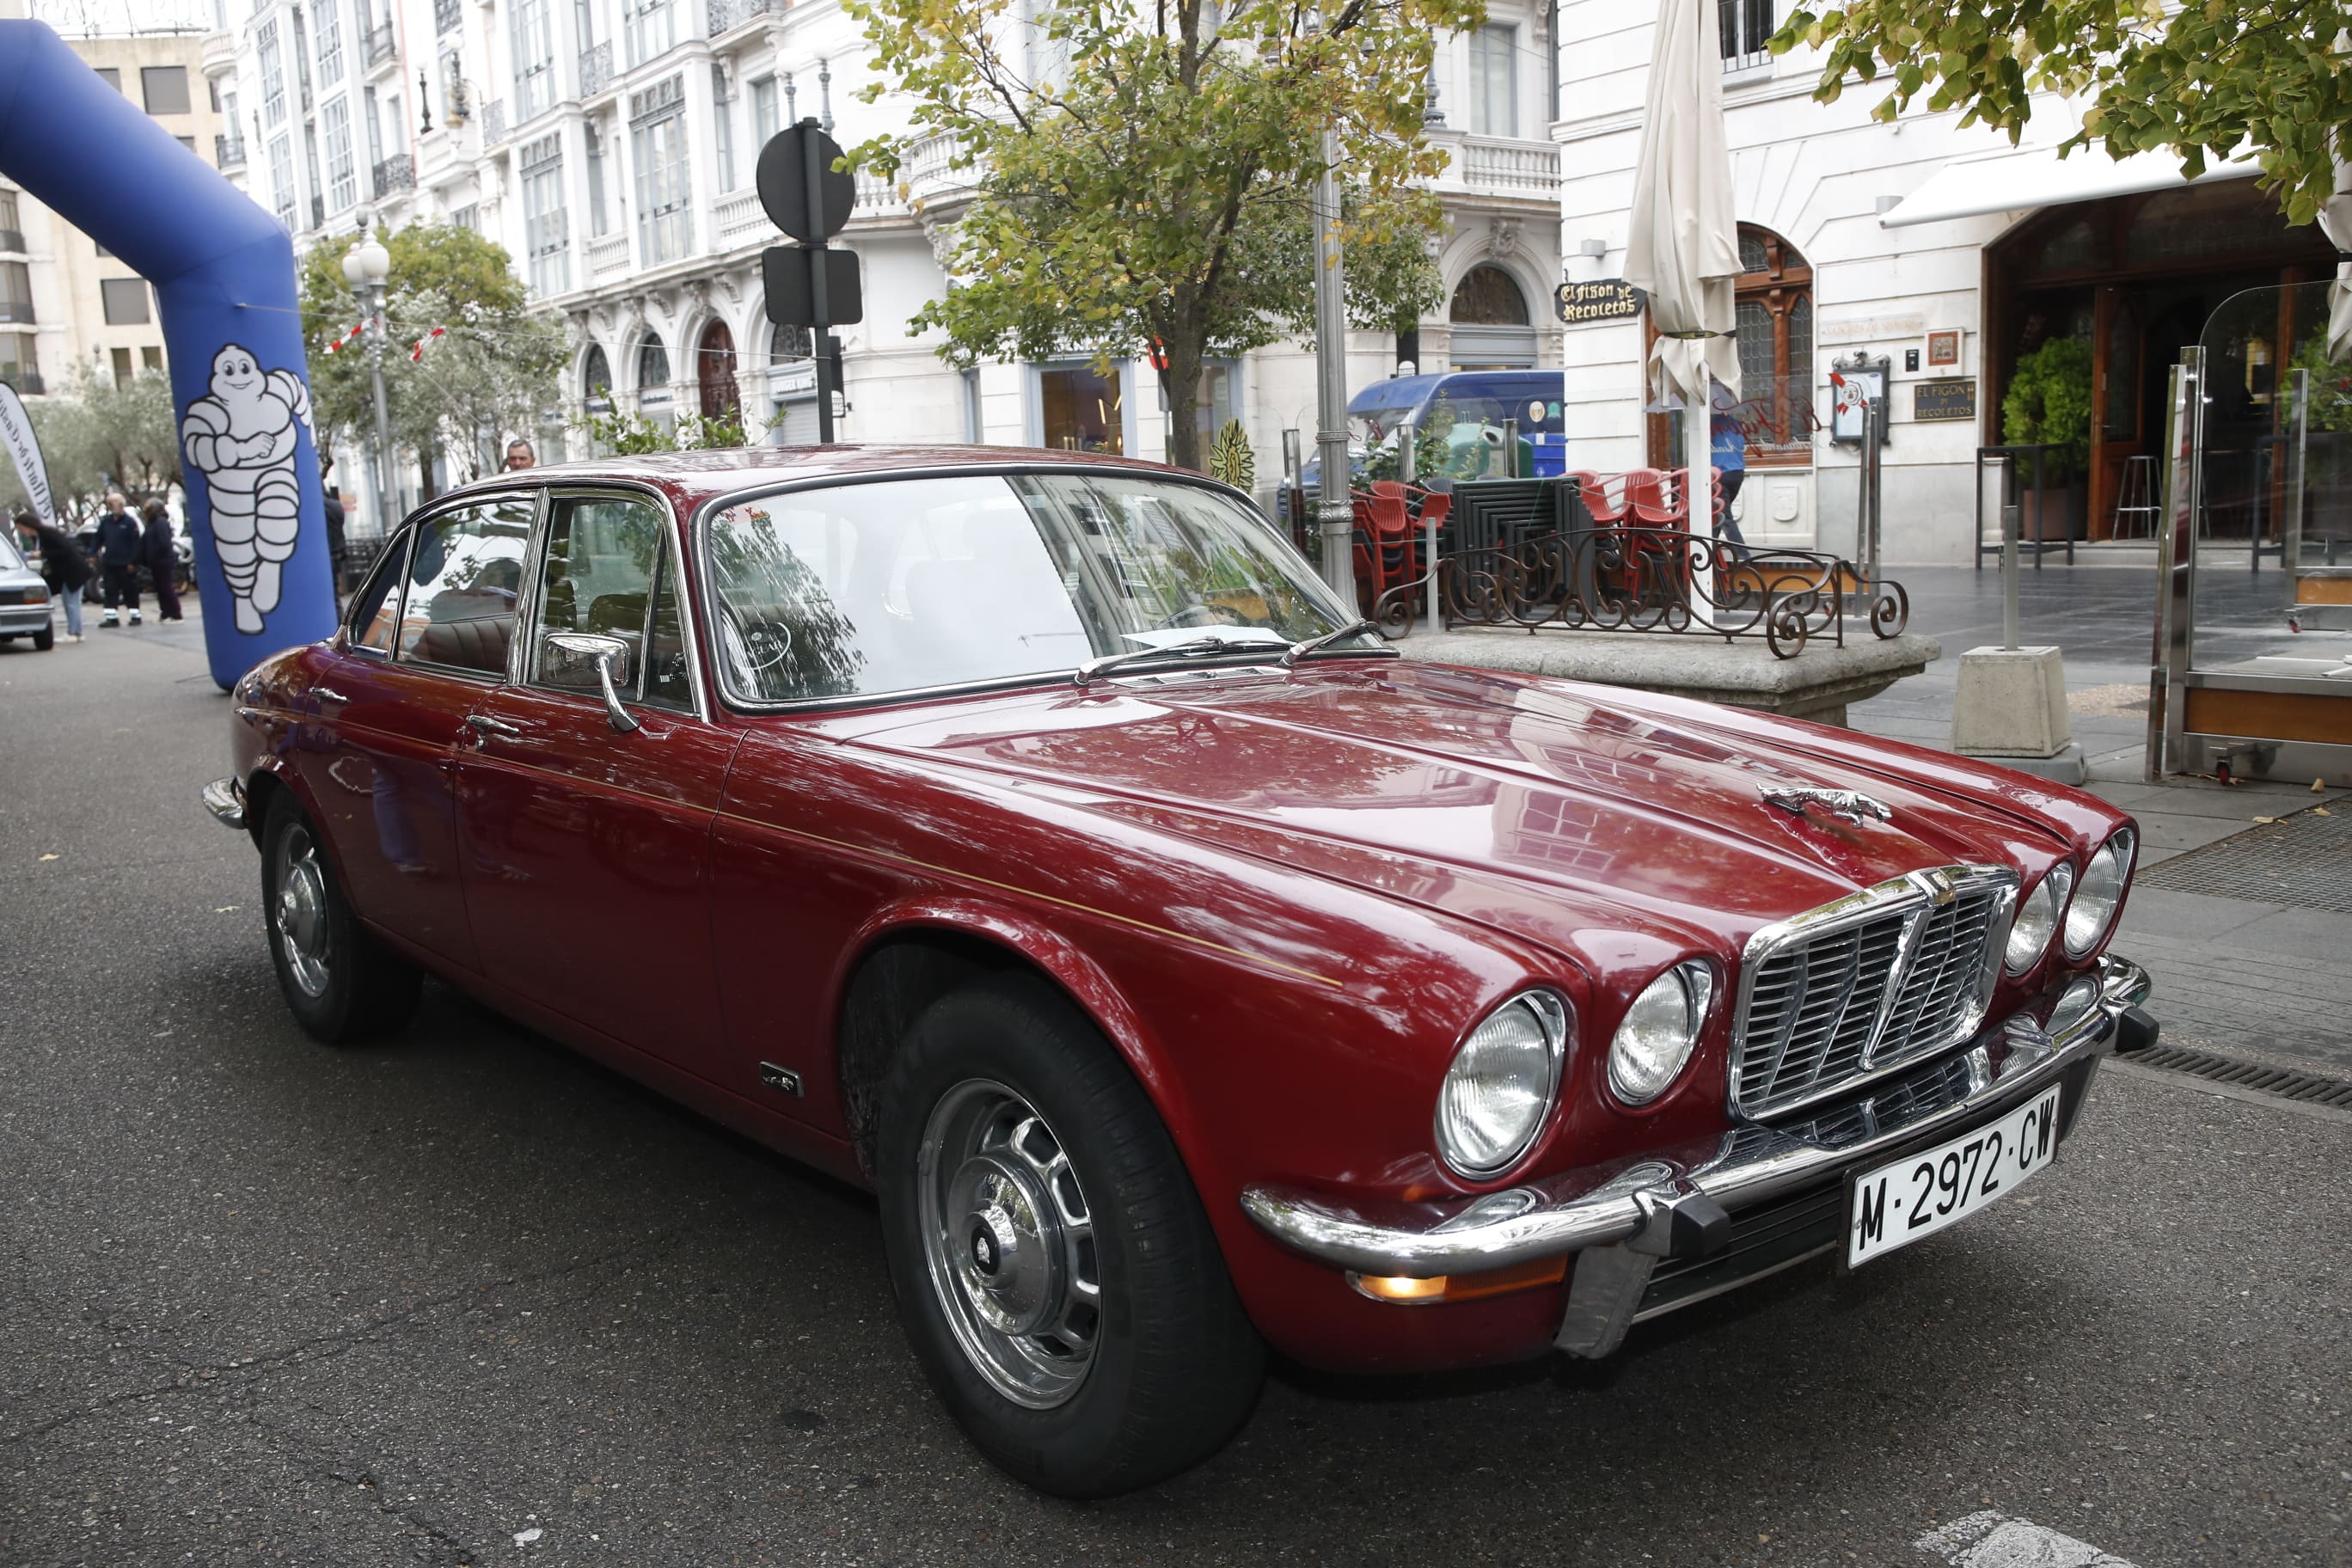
[1241,955,2152,1288]
[201,777,247,830]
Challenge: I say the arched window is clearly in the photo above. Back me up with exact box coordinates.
[1449,264,1529,326]
[580,343,610,413]
[696,319,739,418]
[1732,224,1813,460]
[636,333,671,404]
[770,321,812,364]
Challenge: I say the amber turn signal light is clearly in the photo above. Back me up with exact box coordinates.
[1347,1253,1567,1306]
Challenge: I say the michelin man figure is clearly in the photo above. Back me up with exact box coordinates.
[181,344,316,634]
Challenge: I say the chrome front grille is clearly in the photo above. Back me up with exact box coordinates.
[1732,867,2017,1118]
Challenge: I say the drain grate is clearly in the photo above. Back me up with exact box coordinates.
[2135,805,2352,913]
[2124,1042,2352,1110]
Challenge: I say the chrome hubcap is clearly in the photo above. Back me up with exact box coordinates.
[917,1080,1099,1408]
[273,826,331,999]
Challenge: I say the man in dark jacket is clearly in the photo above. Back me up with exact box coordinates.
[139,499,182,622]
[320,455,347,608]
[92,493,143,627]
[14,509,88,642]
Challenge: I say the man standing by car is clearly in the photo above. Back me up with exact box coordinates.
[92,492,143,627]
[320,454,347,609]
[14,509,87,642]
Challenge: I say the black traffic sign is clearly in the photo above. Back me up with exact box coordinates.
[764,245,862,328]
[756,120,854,243]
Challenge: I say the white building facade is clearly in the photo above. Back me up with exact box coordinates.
[207,0,1572,527]
[1555,0,2332,563]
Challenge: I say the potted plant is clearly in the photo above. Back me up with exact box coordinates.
[2000,336,2094,541]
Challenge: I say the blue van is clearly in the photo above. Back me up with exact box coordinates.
[1295,370,1569,497]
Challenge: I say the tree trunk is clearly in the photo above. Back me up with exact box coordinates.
[1162,340,1204,473]
[418,442,438,504]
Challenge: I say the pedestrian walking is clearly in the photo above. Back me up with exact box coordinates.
[91,492,143,627]
[140,499,183,622]
[320,455,347,609]
[502,438,536,472]
[14,509,87,641]
[1710,377,1750,554]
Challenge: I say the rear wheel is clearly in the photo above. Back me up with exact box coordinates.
[260,791,420,1043]
[876,973,1265,1497]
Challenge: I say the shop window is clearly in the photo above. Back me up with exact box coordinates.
[1039,364,1123,453]
[1730,224,1813,461]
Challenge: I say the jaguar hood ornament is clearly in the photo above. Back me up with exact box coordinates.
[1760,785,1894,826]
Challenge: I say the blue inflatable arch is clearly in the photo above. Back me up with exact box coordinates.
[0,20,333,689]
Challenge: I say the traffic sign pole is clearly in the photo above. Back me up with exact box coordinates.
[801,120,835,443]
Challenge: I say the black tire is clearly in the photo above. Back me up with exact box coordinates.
[32,623,53,651]
[876,972,1265,1497]
[260,790,421,1044]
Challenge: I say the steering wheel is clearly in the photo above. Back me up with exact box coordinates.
[1154,603,1246,631]
[720,605,794,674]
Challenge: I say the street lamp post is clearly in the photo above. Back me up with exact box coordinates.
[340,221,395,554]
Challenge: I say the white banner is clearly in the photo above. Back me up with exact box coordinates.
[0,381,54,524]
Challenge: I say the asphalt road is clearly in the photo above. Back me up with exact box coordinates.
[3,618,2349,1568]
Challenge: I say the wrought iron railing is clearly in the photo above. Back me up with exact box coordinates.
[481,98,507,143]
[1371,526,1909,658]
[309,193,326,232]
[707,0,786,34]
[579,42,613,97]
[371,152,414,198]
[214,133,246,168]
[362,21,395,69]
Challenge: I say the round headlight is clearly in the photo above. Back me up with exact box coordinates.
[2063,829,2135,957]
[1433,989,1569,1178]
[1608,961,1714,1106]
[2006,861,2073,975]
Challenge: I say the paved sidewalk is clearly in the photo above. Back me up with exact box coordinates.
[1852,565,2352,1075]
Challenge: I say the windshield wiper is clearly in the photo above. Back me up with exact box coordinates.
[1281,620,1387,666]
[1072,633,1285,688]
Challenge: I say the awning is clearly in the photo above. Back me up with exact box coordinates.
[1878,144,2260,228]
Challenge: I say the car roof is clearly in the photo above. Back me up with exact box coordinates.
[432,444,1209,515]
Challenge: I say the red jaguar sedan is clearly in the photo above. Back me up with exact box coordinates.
[206,447,2153,1496]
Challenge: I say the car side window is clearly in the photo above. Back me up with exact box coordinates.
[346,530,411,655]
[530,494,691,712]
[396,498,536,677]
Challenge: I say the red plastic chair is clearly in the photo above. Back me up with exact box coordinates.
[1628,468,1679,527]
[1571,470,1628,527]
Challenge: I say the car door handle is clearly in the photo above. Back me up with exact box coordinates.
[465,714,524,739]
[312,687,350,706]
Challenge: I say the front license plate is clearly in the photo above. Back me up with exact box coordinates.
[1847,1087,2063,1267]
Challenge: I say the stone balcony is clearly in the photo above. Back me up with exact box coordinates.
[199,29,236,79]
[1428,132,1562,201]
[586,232,631,281]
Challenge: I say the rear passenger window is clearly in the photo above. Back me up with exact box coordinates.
[396,498,535,675]
[346,531,411,655]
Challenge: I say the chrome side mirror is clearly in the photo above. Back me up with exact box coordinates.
[542,630,640,734]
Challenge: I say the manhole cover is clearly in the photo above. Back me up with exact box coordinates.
[2136,805,2352,912]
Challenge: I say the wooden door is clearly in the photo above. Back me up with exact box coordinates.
[2090,287,2145,539]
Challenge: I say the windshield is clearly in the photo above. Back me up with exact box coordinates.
[0,530,25,572]
[702,470,1372,703]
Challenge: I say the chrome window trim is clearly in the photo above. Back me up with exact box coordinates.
[336,525,415,659]
[686,462,1393,716]
[1729,863,2021,1122]
[521,482,708,723]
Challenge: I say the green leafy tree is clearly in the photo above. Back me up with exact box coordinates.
[300,223,562,493]
[1771,2,2352,224]
[846,0,1474,472]
[3,365,181,524]
[576,403,758,454]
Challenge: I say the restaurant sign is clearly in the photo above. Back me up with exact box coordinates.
[1555,279,1645,326]
[1913,377,1977,422]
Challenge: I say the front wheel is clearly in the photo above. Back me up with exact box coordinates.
[877,974,1265,1497]
[260,791,421,1044]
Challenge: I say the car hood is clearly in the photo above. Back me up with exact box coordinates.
[833,659,2069,973]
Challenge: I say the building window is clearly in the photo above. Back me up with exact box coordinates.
[1038,363,1123,453]
[1731,224,1813,460]
[713,65,736,192]
[585,120,610,236]
[697,320,739,417]
[268,134,295,229]
[1450,265,1528,324]
[143,64,193,114]
[1719,0,1774,71]
[142,346,164,372]
[637,334,672,421]
[435,0,462,33]
[0,191,20,252]
[316,0,346,89]
[450,203,480,230]
[304,125,325,229]
[751,76,778,148]
[292,8,313,110]
[0,261,33,324]
[0,332,39,395]
[94,67,121,92]
[512,0,556,122]
[630,78,690,265]
[259,21,285,126]
[582,343,612,412]
[1468,25,1516,137]
[323,98,357,211]
[112,346,135,389]
[102,278,153,325]
[623,0,674,68]
[521,135,569,297]
[769,322,812,363]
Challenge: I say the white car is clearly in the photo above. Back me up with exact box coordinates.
[0,530,54,650]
